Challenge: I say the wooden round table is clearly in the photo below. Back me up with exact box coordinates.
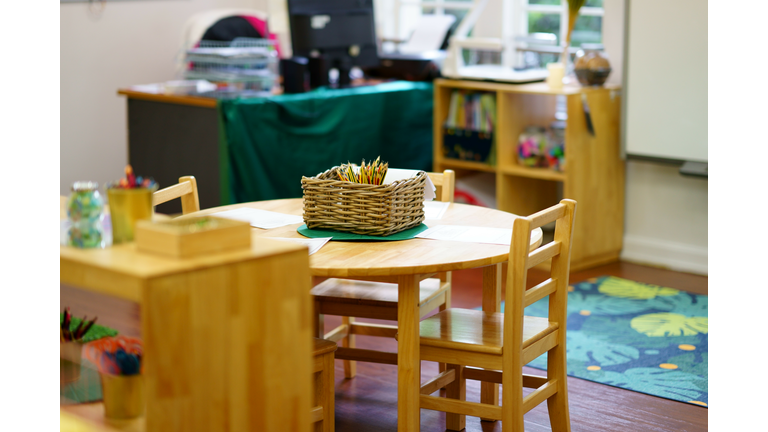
[187,198,543,432]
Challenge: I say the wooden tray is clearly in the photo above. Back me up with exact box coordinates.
[135,216,251,258]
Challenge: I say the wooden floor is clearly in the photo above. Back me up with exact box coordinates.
[61,261,708,431]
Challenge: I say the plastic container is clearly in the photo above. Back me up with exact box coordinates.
[66,182,105,248]
[574,44,612,86]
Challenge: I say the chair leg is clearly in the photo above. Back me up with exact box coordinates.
[445,364,466,431]
[313,299,324,338]
[313,368,322,432]
[341,316,356,378]
[321,352,335,432]
[546,344,572,432]
[438,286,451,377]
[501,368,524,432]
[440,284,452,310]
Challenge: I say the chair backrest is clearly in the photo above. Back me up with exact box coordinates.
[152,176,200,215]
[427,170,456,203]
[503,199,577,349]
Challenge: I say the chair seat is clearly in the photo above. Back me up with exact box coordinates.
[311,277,445,308]
[419,309,558,355]
[313,337,338,357]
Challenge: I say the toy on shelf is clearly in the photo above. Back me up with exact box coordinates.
[517,122,565,171]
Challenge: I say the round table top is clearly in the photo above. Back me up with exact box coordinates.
[186,199,543,278]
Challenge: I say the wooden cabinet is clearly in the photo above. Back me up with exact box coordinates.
[433,79,624,271]
[60,235,313,431]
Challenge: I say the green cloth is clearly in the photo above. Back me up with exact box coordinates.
[217,82,434,204]
[297,223,428,241]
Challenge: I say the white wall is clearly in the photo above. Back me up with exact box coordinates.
[605,0,708,275]
[60,0,265,196]
[622,161,708,275]
[457,0,710,275]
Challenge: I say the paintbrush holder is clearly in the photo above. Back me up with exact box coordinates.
[60,341,83,385]
[100,373,145,419]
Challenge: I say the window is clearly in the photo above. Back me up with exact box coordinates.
[377,0,471,53]
[377,0,604,61]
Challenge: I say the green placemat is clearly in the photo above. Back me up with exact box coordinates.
[297,223,428,241]
[60,314,119,343]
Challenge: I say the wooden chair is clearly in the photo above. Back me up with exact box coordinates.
[311,170,456,378]
[416,199,576,432]
[312,338,337,432]
[152,176,200,215]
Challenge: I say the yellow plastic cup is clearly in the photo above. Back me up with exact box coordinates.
[107,187,156,244]
[100,373,145,419]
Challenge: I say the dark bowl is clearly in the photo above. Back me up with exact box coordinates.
[575,68,612,86]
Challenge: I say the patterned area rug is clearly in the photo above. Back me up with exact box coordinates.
[488,276,708,407]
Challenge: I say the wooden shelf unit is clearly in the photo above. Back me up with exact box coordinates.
[60,234,313,432]
[433,79,625,271]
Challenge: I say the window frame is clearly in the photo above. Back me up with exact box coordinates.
[518,1,605,48]
[380,0,605,54]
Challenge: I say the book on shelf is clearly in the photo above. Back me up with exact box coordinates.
[444,90,496,134]
[442,90,497,164]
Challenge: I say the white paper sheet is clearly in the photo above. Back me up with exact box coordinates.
[423,201,450,220]
[212,208,303,229]
[415,225,512,246]
[382,168,436,201]
[267,237,331,255]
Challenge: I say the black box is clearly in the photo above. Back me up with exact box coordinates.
[443,127,494,163]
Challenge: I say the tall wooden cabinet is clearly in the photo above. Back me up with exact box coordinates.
[60,235,313,431]
[433,79,624,271]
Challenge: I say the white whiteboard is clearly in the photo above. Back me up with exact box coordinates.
[624,0,707,163]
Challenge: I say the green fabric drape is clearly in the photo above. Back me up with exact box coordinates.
[217,81,434,204]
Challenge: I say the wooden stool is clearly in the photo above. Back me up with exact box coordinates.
[312,338,337,432]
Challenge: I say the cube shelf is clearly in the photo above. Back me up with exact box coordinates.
[433,79,625,271]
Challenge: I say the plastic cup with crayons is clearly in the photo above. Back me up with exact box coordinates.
[106,166,157,244]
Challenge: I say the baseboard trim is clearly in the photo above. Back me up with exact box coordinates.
[620,235,708,276]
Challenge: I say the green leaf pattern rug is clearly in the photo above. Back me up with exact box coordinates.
[507,276,708,407]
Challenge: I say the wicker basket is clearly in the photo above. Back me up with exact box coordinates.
[301,165,426,236]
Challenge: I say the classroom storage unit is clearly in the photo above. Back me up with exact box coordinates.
[433,78,624,271]
[60,237,313,431]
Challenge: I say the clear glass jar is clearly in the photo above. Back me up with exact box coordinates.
[574,43,612,86]
[66,181,105,248]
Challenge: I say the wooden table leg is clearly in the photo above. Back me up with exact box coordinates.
[480,263,502,420]
[397,274,421,432]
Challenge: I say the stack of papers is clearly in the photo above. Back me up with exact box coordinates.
[267,237,331,255]
[424,201,450,220]
[416,225,512,246]
[212,208,303,229]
